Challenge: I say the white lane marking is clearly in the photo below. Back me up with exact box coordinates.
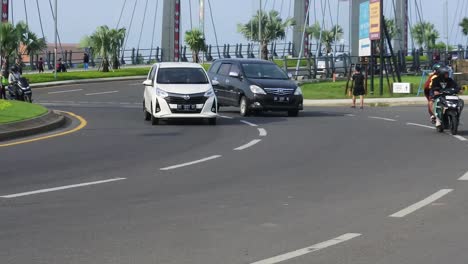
[258,128,267,137]
[219,115,234,119]
[453,135,467,141]
[458,171,468,180]
[240,120,258,127]
[0,178,126,199]
[129,83,142,86]
[346,114,356,117]
[368,116,397,122]
[234,139,262,150]
[85,90,119,96]
[250,233,362,264]
[406,122,435,130]
[47,89,83,94]
[160,155,222,171]
[389,189,453,218]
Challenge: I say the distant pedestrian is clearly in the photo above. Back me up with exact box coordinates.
[37,57,45,73]
[56,58,67,73]
[15,58,23,75]
[83,52,89,70]
[0,62,7,99]
[350,66,366,109]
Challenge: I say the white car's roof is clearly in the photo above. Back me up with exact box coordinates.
[155,62,203,69]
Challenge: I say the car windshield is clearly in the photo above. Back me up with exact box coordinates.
[241,63,288,80]
[157,68,209,84]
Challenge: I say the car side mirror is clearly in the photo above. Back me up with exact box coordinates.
[142,79,153,86]
[212,80,220,86]
[229,71,240,78]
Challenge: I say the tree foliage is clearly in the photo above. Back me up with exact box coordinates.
[88,26,126,72]
[184,28,206,63]
[411,21,439,50]
[306,23,343,54]
[460,17,468,36]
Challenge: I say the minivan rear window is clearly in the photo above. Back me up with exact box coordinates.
[241,63,288,80]
[157,68,209,84]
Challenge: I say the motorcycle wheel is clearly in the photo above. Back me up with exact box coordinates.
[24,95,31,103]
[448,111,459,135]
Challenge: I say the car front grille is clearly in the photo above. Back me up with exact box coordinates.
[263,88,295,96]
[164,92,208,105]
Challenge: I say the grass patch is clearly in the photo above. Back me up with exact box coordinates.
[274,59,310,68]
[301,75,425,99]
[25,67,150,84]
[0,100,48,124]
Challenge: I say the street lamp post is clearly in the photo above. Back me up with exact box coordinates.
[259,0,262,59]
[54,0,57,79]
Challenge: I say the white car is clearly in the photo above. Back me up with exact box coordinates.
[143,62,218,125]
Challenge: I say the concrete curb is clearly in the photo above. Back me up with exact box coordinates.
[303,95,468,107]
[0,110,66,141]
[31,75,147,89]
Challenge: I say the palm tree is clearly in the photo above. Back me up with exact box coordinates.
[306,24,343,54]
[238,10,295,60]
[384,18,398,41]
[88,26,126,72]
[109,28,126,69]
[412,21,439,50]
[460,17,468,36]
[184,28,206,63]
[0,23,19,66]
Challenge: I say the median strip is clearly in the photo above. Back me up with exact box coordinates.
[389,189,453,218]
[0,178,126,198]
[160,155,222,171]
[250,233,362,264]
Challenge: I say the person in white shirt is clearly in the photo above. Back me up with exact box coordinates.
[8,65,21,98]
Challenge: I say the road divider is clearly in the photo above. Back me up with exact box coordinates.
[250,233,362,264]
[389,189,453,218]
[0,178,126,198]
[160,155,222,171]
[234,139,262,151]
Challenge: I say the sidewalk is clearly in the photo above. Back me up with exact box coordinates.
[303,96,468,107]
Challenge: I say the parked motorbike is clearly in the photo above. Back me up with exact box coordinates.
[434,86,464,135]
[7,77,32,103]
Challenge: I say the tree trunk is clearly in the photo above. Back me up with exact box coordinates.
[112,55,119,70]
[102,59,110,72]
[261,42,269,60]
[193,50,199,63]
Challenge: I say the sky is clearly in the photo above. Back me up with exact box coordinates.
[8,0,468,52]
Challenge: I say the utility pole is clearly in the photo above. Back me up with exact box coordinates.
[199,0,204,34]
[444,0,448,54]
[379,0,384,95]
[54,0,57,79]
[259,0,262,59]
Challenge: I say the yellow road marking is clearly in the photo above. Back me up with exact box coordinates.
[0,111,87,147]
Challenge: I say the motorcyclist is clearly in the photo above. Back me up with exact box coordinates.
[431,66,461,128]
[8,65,21,99]
[424,63,442,123]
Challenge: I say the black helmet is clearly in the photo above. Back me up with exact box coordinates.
[355,66,361,72]
[432,63,442,72]
[437,66,450,78]
[11,65,18,72]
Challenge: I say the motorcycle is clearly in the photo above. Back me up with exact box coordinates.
[7,77,32,103]
[434,86,464,135]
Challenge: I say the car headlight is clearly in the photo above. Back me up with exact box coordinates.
[250,85,266,95]
[156,88,168,98]
[204,88,215,97]
[294,87,303,95]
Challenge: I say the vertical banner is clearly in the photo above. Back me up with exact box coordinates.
[369,0,381,40]
[1,0,8,22]
[174,0,181,61]
[304,0,310,57]
[359,1,370,57]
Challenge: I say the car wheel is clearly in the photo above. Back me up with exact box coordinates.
[288,109,299,117]
[239,96,250,117]
[144,101,151,121]
[208,118,217,125]
[151,105,159,125]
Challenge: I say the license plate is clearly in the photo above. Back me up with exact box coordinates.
[177,104,196,111]
[445,95,459,100]
[274,96,290,102]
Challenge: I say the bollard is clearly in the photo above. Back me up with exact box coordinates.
[238,44,243,58]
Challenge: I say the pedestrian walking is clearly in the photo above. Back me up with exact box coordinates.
[37,57,45,73]
[350,66,366,109]
[83,52,89,70]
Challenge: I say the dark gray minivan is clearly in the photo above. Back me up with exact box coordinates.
[207,59,303,116]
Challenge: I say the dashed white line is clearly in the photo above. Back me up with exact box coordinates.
[240,120,258,127]
[345,114,356,117]
[85,90,119,96]
[0,178,126,198]
[258,128,267,137]
[219,115,234,119]
[368,116,397,122]
[234,139,262,150]
[453,135,467,141]
[458,171,468,180]
[389,189,453,218]
[160,155,222,171]
[250,233,362,264]
[406,122,435,129]
[47,89,83,94]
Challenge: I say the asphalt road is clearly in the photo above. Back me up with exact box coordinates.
[1,81,468,264]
